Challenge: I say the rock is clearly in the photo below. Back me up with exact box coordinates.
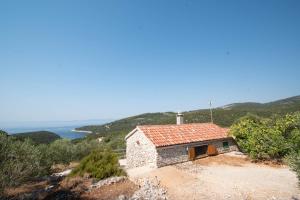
[130,177,168,200]
[53,169,72,177]
[90,176,126,189]
[45,185,55,192]
[117,194,128,200]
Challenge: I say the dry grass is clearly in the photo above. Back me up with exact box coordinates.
[52,176,137,200]
[5,175,137,200]
[4,180,48,197]
[60,176,92,193]
[52,161,80,173]
[81,179,137,200]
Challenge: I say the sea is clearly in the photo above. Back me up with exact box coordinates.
[5,126,88,140]
[1,119,111,140]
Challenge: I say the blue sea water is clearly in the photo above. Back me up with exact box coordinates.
[5,126,88,140]
[1,119,112,139]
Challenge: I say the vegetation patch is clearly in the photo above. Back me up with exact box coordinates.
[13,131,61,144]
[0,130,100,195]
[285,151,300,185]
[70,149,126,180]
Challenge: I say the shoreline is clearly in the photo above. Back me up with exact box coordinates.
[71,129,93,134]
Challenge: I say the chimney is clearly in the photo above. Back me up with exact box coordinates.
[176,112,184,125]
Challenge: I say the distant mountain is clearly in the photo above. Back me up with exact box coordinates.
[76,95,300,149]
[222,95,300,112]
[13,131,61,144]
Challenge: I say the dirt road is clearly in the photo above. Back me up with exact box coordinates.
[129,154,300,200]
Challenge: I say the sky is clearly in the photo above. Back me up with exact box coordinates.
[0,0,300,122]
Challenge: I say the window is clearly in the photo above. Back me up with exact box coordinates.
[223,141,229,149]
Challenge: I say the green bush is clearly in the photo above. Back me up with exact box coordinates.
[0,132,101,194]
[70,149,125,180]
[48,139,77,164]
[47,138,100,165]
[0,130,8,136]
[230,112,300,160]
[73,139,99,160]
[36,144,53,174]
[286,129,300,151]
[285,151,300,185]
[0,134,43,194]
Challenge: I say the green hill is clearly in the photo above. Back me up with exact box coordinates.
[76,95,300,149]
[13,131,61,144]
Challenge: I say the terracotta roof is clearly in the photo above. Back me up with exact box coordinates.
[137,123,229,147]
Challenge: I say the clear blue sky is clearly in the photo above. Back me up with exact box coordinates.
[0,0,300,122]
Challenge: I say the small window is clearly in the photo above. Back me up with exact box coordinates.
[136,140,140,145]
[223,141,229,149]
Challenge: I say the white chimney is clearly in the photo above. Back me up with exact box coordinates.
[176,112,184,125]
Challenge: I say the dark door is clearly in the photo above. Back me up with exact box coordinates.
[188,147,196,160]
[195,145,208,157]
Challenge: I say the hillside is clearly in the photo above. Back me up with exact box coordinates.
[76,95,300,149]
[13,131,61,144]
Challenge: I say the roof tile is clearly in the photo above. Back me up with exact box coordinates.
[138,123,229,147]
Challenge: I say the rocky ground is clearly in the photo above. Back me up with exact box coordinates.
[2,172,168,200]
[129,177,168,200]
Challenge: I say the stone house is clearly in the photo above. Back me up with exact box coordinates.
[125,113,238,168]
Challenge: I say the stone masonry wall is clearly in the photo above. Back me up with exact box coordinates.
[126,130,157,168]
[156,145,187,167]
[156,138,238,167]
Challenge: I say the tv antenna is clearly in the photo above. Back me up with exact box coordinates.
[209,100,214,123]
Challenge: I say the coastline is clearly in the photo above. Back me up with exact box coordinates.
[71,129,93,134]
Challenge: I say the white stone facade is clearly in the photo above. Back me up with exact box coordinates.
[126,129,157,168]
[126,129,238,168]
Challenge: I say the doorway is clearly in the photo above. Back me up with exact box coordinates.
[195,145,208,158]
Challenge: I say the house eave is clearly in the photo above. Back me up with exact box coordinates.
[155,136,234,149]
[125,127,143,140]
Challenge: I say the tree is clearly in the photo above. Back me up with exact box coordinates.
[48,139,76,165]
[229,113,299,160]
[73,139,99,160]
[0,134,101,194]
[0,135,43,193]
[0,130,8,136]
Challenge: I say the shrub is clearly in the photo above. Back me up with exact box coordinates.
[0,133,100,194]
[70,149,125,180]
[0,135,43,194]
[230,112,300,160]
[286,128,300,151]
[48,139,77,164]
[47,139,100,165]
[73,139,99,160]
[286,151,300,185]
[36,144,53,174]
[0,130,8,136]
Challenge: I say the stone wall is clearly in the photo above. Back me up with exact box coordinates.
[156,138,238,167]
[156,145,187,167]
[126,129,157,168]
[215,138,239,153]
